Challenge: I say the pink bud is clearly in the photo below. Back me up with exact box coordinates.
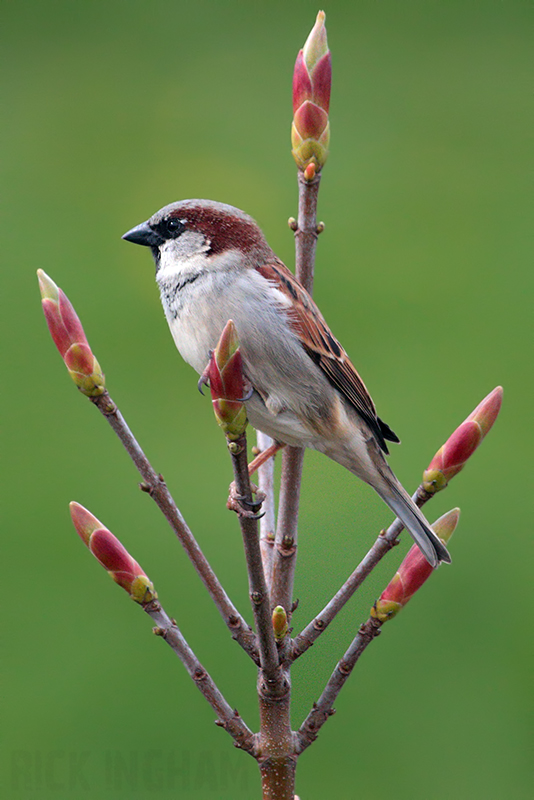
[293,101,329,141]
[465,385,503,437]
[70,502,156,604]
[207,321,248,440]
[371,509,460,622]
[291,11,331,172]
[292,51,313,113]
[302,10,329,77]
[38,270,105,396]
[423,387,503,493]
[309,52,332,113]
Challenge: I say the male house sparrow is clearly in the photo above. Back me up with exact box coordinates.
[123,200,451,567]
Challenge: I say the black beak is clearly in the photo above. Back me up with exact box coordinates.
[122,221,164,247]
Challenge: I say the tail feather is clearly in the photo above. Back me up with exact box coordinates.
[376,476,452,568]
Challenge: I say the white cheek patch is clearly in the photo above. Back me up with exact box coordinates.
[157,232,210,279]
[167,231,209,259]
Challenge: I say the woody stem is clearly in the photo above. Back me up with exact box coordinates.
[270,171,321,617]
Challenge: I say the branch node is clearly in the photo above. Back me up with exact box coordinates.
[227,440,244,455]
[275,536,297,557]
[261,532,275,546]
[214,719,224,727]
[312,618,325,631]
[144,599,161,614]
[359,617,382,642]
[139,481,152,493]
[288,216,298,231]
[152,626,166,637]
[291,598,299,613]
[250,591,263,606]
[338,659,351,676]
[316,221,325,234]
[193,667,207,683]
[93,395,117,415]
[378,528,400,549]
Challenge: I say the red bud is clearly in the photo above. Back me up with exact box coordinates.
[38,270,105,396]
[291,11,331,172]
[423,387,503,493]
[371,509,460,622]
[207,321,248,440]
[70,502,156,604]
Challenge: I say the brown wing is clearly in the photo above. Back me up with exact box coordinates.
[256,259,399,454]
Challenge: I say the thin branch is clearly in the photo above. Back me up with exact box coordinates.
[296,616,382,753]
[90,391,259,664]
[270,172,322,616]
[291,485,433,661]
[228,433,281,683]
[255,431,277,596]
[294,171,322,293]
[145,599,257,756]
[270,447,304,613]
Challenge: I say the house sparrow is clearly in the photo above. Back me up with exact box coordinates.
[123,200,451,567]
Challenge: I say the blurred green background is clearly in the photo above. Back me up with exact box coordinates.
[2,1,532,798]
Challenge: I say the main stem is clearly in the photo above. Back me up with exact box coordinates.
[229,435,295,798]
[258,673,296,800]
[261,172,322,799]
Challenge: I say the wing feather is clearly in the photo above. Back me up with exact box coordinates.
[256,260,399,454]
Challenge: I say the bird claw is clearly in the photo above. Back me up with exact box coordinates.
[238,378,254,402]
[197,357,213,395]
[227,481,266,519]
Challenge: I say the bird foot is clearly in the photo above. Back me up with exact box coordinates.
[227,481,266,519]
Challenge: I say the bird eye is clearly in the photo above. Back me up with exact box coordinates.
[164,217,185,236]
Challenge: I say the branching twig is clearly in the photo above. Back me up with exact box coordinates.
[270,447,304,613]
[146,600,258,755]
[91,391,259,664]
[294,171,322,293]
[291,485,432,661]
[296,616,382,753]
[256,431,277,595]
[270,172,322,618]
[228,434,281,682]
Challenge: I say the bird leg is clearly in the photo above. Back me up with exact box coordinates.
[248,442,286,476]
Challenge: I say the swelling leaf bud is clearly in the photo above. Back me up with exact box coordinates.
[37,270,105,396]
[371,509,460,623]
[70,502,157,604]
[423,387,503,493]
[272,606,289,641]
[208,320,248,440]
[291,11,331,173]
